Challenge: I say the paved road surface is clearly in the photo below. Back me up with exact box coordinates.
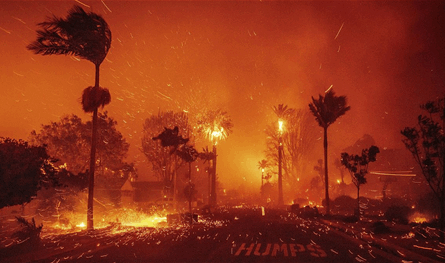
[2,207,406,262]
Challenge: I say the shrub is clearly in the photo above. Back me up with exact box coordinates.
[372,221,390,234]
[384,205,412,224]
[12,217,43,243]
[342,215,359,223]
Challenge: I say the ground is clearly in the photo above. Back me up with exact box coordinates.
[0,206,444,262]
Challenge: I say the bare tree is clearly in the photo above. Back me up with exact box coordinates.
[265,108,318,197]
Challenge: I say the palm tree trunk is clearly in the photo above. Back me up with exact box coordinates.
[211,145,217,206]
[324,126,330,214]
[173,155,178,211]
[439,126,445,242]
[440,194,444,241]
[87,64,100,231]
[87,108,97,231]
[189,162,192,224]
[357,186,360,217]
[278,137,283,206]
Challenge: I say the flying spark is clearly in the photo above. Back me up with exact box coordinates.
[0,26,11,34]
[334,22,344,40]
[101,0,112,13]
[75,0,90,8]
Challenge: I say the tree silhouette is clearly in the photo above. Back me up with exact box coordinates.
[272,104,294,206]
[402,97,445,241]
[273,104,294,120]
[28,5,112,230]
[265,108,317,199]
[142,111,192,201]
[257,159,269,170]
[257,159,268,195]
[176,144,199,223]
[30,112,131,181]
[341,146,379,216]
[0,138,58,209]
[153,126,189,150]
[309,88,350,214]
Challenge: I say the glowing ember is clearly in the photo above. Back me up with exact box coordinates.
[76,222,86,228]
[121,216,167,227]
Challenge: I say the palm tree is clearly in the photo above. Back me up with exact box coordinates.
[309,88,350,214]
[257,159,268,191]
[28,5,112,230]
[196,109,233,206]
[176,144,199,223]
[273,104,294,120]
[272,104,294,206]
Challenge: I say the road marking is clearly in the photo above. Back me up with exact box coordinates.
[234,243,327,257]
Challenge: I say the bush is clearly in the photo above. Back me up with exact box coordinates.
[299,206,319,218]
[12,217,43,243]
[342,215,359,223]
[331,195,356,213]
[372,221,390,234]
[384,205,412,224]
[416,192,439,216]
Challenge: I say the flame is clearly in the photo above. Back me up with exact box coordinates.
[409,212,429,223]
[206,126,226,145]
[45,207,169,236]
[121,215,167,227]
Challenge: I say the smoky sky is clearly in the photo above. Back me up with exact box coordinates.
[1,1,444,190]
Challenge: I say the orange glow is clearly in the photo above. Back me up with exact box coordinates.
[278,120,284,133]
[409,212,430,224]
[76,222,86,228]
[0,1,443,194]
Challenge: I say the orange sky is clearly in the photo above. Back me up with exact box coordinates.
[1,1,444,191]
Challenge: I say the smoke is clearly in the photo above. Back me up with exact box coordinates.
[1,1,444,194]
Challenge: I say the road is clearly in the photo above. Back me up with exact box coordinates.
[1,207,418,262]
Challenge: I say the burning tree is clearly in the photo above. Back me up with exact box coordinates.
[28,5,112,230]
[142,111,193,200]
[265,108,318,199]
[341,146,380,217]
[401,97,445,240]
[0,137,58,209]
[196,109,233,206]
[309,88,350,214]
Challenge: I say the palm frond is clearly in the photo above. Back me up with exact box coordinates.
[309,89,350,128]
[27,5,111,66]
[273,104,294,119]
[196,109,233,143]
